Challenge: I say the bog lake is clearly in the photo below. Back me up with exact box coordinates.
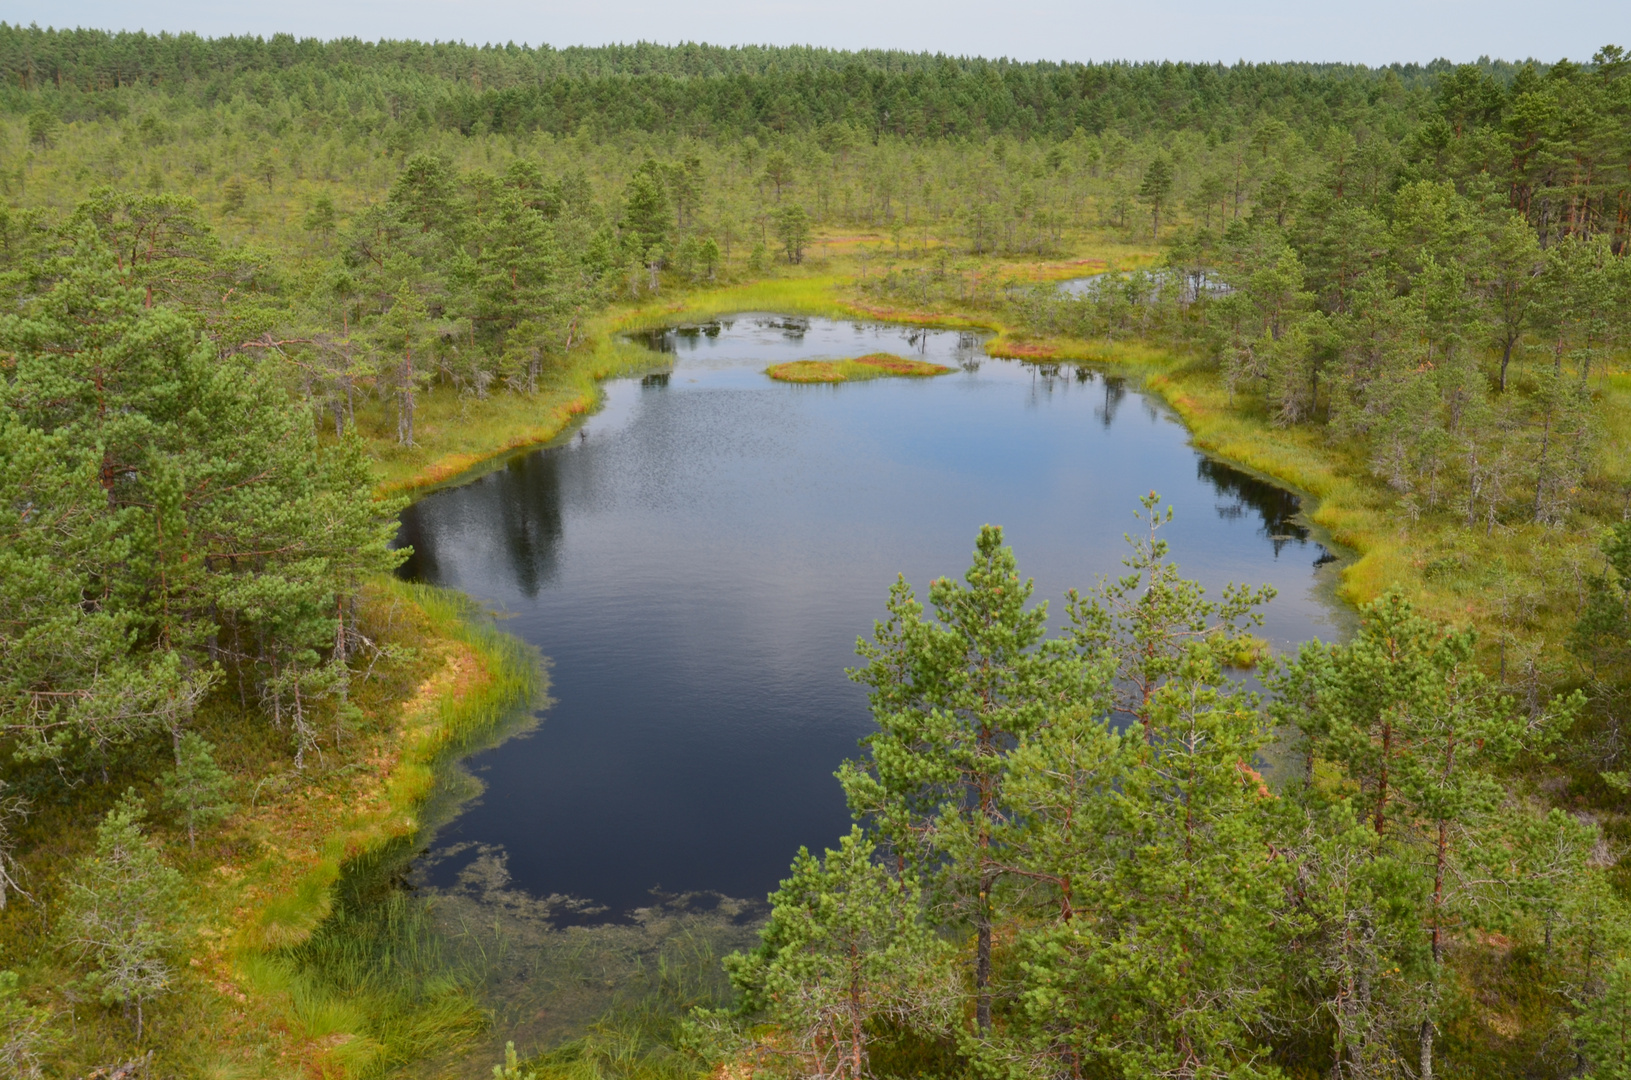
[391,313,1349,1066]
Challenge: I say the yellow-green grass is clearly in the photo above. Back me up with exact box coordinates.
[228,582,545,1076]
[0,579,544,1077]
[979,325,1631,668]
[368,272,995,496]
[362,258,1629,674]
[766,353,952,383]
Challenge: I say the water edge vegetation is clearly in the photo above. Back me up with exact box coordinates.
[0,32,1628,1080]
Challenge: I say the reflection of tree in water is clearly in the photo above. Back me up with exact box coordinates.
[1195,457,1329,561]
[761,316,808,341]
[392,511,440,583]
[494,452,567,598]
[625,321,725,354]
[1095,374,1127,429]
[396,451,569,597]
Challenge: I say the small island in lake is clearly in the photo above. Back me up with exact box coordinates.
[765,352,953,383]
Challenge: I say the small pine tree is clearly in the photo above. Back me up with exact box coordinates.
[703,829,953,1080]
[1576,958,1631,1080]
[775,204,810,264]
[303,193,338,244]
[161,733,235,850]
[492,1041,535,1080]
[221,176,247,215]
[60,792,182,1042]
[25,111,57,150]
[0,971,46,1080]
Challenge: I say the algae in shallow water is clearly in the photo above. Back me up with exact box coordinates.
[406,844,764,1079]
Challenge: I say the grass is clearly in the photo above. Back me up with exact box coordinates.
[765,353,952,383]
[367,270,998,497]
[0,579,546,1078]
[10,234,1607,1078]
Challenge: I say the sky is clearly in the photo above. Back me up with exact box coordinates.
[0,0,1622,66]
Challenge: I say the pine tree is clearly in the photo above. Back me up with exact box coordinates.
[0,971,46,1080]
[60,793,182,1042]
[839,526,1098,1031]
[0,222,397,770]
[1016,507,1286,1079]
[621,162,670,256]
[160,733,234,850]
[709,829,954,1080]
[1576,959,1631,1080]
[1138,153,1175,241]
[775,204,810,264]
[1065,491,1274,745]
[1280,590,1570,1078]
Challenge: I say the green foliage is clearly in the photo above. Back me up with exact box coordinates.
[59,792,183,1041]
[622,162,671,257]
[735,501,1630,1079]
[0,970,47,1079]
[160,733,235,850]
[0,220,400,769]
[220,176,246,216]
[495,1041,537,1080]
[840,524,1098,1029]
[24,109,56,150]
[1136,152,1174,240]
[774,204,810,265]
[700,829,954,1080]
[1576,959,1631,1080]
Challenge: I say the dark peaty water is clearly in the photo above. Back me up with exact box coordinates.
[396,315,1345,918]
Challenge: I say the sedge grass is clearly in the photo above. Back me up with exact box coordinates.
[765,353,952,383]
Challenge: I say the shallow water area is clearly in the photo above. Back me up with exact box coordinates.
[395,313,1346,929]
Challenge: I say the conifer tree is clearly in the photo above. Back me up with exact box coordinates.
[709,829,954,1080]
[1281,590,1570,1078]
[840,526,1097,1031]
[1016,504,1285,1079]
[0,970,46,1080]
[0,218,398,769]
[60,793,182,1042]
[160,733,235,850]
[1138,153,1175,242]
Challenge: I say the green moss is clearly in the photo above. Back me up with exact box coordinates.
[765,353,952,383]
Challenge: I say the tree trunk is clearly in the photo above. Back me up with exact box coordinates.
[398,350,415,447]
[975,886,993,1031]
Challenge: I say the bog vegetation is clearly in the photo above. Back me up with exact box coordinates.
[0,25,1628,1080]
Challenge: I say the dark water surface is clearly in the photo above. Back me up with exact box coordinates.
[396,314,1344,919]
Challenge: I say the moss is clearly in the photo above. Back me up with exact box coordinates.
[765,353,952,383]
[0,579,543,1077]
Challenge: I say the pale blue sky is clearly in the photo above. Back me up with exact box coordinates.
[0,0,1622,65]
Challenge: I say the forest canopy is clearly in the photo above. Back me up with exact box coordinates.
[0,27,1628,1080]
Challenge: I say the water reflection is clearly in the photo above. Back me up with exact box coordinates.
[396,314,1342,922]
[1196,457,1314,559]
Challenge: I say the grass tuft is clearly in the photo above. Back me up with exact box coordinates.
[765,353,952,383]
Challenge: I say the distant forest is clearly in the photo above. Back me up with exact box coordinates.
[2,26,1630,1080]
[0,25,1546,139]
